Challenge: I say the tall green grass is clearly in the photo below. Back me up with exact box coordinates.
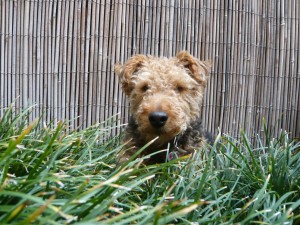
[0,106,299,224]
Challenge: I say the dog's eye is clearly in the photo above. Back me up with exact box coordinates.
[141,85,149,92]
[176,85,186,92]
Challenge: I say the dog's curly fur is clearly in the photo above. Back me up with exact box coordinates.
[115,51,212,164]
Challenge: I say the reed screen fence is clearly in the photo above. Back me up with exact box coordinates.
[0,0,299,140]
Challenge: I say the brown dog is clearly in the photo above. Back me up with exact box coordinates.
[115,51,212,164]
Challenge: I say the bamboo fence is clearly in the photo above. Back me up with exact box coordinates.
[0,0,299,140]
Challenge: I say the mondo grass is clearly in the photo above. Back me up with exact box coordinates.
[0,106,299,224]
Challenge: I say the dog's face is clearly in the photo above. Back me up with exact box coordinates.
[115,51,212,146]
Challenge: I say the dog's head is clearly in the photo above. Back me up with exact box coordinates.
[115,51,212,145]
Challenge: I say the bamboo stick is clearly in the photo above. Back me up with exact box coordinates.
[107,0,115,131]
[16,1,24,114]
[161,0,167,55]
[84,0,92,127]
[119,0,127,126]
[31,0,37,118]
[0,0,5,113]
[281,0,291,134]
[43,0,49,121]
[70,0,78,129]
[268,0,277,137]
[89,0,97,125]
[95,0,104,123]
[59,0,67,124]
[91,0,99,124]
[215,0,224,134]
[111,0,119,127]
[96,0,105,123]
[296,0,300,137]
[52,0,60,125]
[122,0,133,122]
[10,0,16,113]
[227,0,238,137]
[37,1,43,121]
[215,0,222,135]
[101,0,110,123]
[78,0,86,128]
[2,0,6,110]
[253,0,262,139]
[28,0,34,121]
[154,0,161,55]
[76,0,83,128]
[274,1,285,137]
[115,0,125,133]
[290,0,299,137]
[7,1,13,111]
[66,0,74,129]
[262,0,273,138]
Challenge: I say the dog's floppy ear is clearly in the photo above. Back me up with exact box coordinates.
[115,55,148,95]
[176,51,212,87]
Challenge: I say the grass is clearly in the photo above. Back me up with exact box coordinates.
[0,106,300,225]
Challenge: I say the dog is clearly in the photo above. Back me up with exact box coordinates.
[115,51,212,164]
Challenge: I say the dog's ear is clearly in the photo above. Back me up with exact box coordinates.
[115,55,148,95]
[176,51,212,87]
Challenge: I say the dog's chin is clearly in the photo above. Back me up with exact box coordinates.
[141,126,185,147]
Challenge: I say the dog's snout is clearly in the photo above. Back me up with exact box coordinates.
[149,111,168,128]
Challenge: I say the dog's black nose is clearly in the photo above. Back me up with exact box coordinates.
[149,111,168,128]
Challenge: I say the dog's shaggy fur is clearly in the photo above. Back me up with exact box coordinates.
[115,51,212,164]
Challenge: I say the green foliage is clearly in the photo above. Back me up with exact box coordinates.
[0,106,299,224]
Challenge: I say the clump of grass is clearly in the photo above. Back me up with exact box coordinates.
[0,106,299,224]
